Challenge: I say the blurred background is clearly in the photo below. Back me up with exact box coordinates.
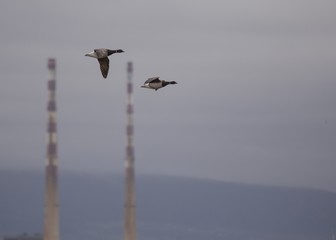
[1,1,336,239]
[1,0,335,191]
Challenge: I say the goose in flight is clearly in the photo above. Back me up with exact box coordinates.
[85,48,124,78]
[141,77,177,91]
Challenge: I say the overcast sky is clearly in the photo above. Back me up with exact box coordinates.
[1,0,335,192]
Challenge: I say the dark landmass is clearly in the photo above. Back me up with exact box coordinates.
[1,170,335,240]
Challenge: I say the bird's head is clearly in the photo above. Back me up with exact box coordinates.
[116,49,125,53]
[170,81,177,85]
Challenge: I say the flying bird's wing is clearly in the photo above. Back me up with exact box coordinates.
[145,77,160,83]
[98,57,109,78]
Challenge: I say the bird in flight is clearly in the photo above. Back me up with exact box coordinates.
[141,77,177,91]
[85,48,124,78]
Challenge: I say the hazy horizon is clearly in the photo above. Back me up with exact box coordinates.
[1,170,336,240]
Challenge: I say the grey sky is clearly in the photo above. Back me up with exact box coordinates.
[1,0,336,191]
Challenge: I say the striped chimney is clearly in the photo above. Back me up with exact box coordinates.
[43,58,60,240]
[124,62,136,240]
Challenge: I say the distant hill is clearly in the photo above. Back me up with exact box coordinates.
[1,170,336,240]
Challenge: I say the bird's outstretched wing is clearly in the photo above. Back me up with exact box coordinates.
[145,77,160,83]
[98,57,109,78]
